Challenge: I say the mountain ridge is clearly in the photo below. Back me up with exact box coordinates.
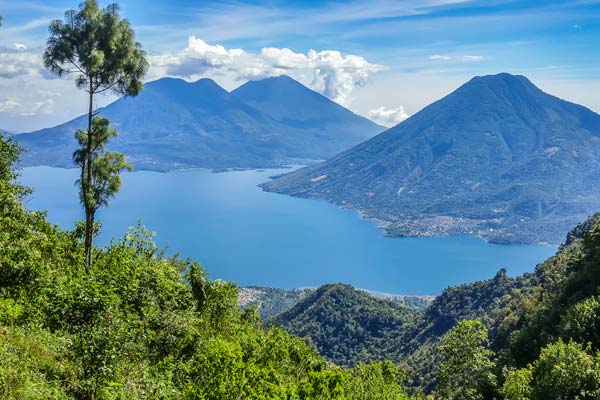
[14,75,383,171]
[262,73,600,244]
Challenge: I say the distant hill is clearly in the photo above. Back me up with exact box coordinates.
[270,274,517,377]
[238,285,434,320]
[271,284,418,366]
[262,73,600,244]
[15,76,383,171]
[270,214,600,392]
[238,286,315,319]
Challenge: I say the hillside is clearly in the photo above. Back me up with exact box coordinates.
[233,75,380,156]
[15,76,383,172]
[4,127,600,397]
[271,273,519,389]
[270,211,600,394]
[271,284,419,366]
[262,73,600,244]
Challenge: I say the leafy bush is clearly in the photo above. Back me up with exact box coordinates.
[531,340,600,400]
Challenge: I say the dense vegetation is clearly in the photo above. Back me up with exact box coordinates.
[271,284,419,365]
[5,129,600,398]
[0,135,417,399]
[271,271,519,388]
[273,212,600,398]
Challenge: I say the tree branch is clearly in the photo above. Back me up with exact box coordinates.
[94,75,127,94]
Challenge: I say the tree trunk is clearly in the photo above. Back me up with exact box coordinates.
[85,210,94,269]
[84,80,94,270]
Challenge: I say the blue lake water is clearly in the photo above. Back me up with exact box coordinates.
[19,166,557,295]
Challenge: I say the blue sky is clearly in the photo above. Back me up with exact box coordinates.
[0,0,599,131]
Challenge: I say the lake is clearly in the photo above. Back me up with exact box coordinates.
[19,166,557,295]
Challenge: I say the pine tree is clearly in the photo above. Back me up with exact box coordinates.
[43,0,147,269]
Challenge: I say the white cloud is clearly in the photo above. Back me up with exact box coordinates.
[0,47,97,131]
[0,50,43,79]
[461,55,484,61]
[152,36,384,105]
[0,50,35,81]
[429,54,452,60]
[20,98,54,116]
[0,99,20,113]
[367,106,410,127]
[0,95,54,117]
[429,54,484,62]
[14,43,28,51]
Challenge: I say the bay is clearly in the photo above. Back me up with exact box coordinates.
[19,166,557,295]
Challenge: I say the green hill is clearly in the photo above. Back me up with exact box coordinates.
[271,284,419,366]
[239,286,434,320]
[5,126,600,398]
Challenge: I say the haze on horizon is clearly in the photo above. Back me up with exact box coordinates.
[0,0,599,132]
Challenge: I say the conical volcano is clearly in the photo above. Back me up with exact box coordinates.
[262,73,600,244]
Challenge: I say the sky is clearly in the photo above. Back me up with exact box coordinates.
[0,0,599,132]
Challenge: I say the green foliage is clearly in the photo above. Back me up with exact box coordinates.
[559,296,600,346]
[271,269,523,394]
[437,319,496,400]
[43,0,147,95]
[501,340,600,400]
[0,326,73,399]
[426,269,516,337]
[559,223,600,309]
[298,370,345,400]
[504,218,600,367]
[0,134,30,206]
[500,366,532,400]
[272,284,418,366]
[74,117,132,211]
[74,116,131,268]
[531,340,600,400]
[343,361,416,400]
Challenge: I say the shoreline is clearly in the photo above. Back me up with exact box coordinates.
[21,164,562,246]
[262,185,565,247]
